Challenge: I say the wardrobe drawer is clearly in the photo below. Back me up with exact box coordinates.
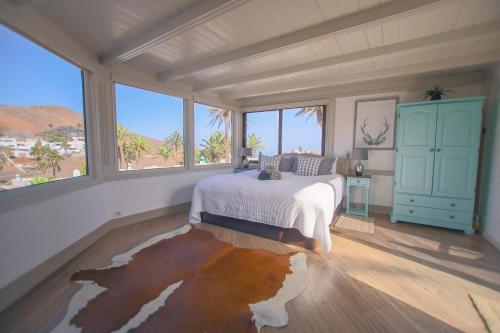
[393,193,473,212]
[393,204,472,225]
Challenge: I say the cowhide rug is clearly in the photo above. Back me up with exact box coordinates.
[52,225,307,333]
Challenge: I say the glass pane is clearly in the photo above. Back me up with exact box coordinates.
[245,111,279,156]
[194,103,232,165]
[115,83,184,171]
[282,106,323,154]
[0,25,87,191]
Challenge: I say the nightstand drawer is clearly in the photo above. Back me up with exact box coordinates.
[393,204,472,225]
[394,193,473,212]
[347,177,369,187]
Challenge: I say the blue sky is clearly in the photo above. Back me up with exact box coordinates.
[1,24,322,152]
[0,25,84,113]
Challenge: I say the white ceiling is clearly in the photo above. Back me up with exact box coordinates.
[30,0,500,102]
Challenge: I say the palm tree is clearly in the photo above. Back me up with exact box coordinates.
[158,144,173,161]
[167,130,183,153]
[201,131,225,163]
[117,124,130,168]
[61,136,70,157]
[132,136,150,167]
[46,149,64,178]
[294,106,324,127]
[246,133,264,153]
[208,107,232,162]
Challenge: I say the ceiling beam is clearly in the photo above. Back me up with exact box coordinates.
[100,0,248,65]
[197,21,500,91]
[157,0,444,81]
[222,50,500,100]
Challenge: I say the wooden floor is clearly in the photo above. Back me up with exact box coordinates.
[1,213,500,333]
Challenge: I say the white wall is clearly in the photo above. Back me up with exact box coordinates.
[333,84,484,207]
[0,168,231,289]
[481,65,500,249]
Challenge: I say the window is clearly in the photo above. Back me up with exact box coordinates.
[194,103,232,165]
[282,106,324,154]
[243,105,325,156]
[115,83,184,171]
[244,111,279,156]
[0,25,88,192]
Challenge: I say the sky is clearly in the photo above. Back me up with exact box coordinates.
[0,25,84,113]
[1,24,322,153]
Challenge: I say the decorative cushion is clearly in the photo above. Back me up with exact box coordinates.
[295,156,323,176]
[279,157,296,172]
[318,157,337,175]
[258,153,282,171]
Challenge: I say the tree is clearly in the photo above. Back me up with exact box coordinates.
[167,130,183,153]
[117,124,130,168]
[61,136,70,157]
[0,158,4,171]
[30,141,50,174]
[123,141,137,166]
[1,147,14,158]
[294,106,324,127]
[158,144,173,161]
[208,107,232,162]
[246,133,264,152]
[46,149,64,178]
[201,131,225,163]
[132,136,150,167]
[79,162,87,176]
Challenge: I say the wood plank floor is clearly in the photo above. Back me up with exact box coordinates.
[1,213,500,333]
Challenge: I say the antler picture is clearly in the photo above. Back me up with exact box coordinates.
[354,98,397,150]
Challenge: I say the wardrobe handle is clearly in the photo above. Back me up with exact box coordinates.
[409,210,414,214]
[450,203,456,207]
[436,148,441,152]
[450,215,455,219]
[409,199,415,202]
[430,148,435,152]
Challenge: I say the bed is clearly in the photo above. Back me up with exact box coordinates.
[189,168,345,252]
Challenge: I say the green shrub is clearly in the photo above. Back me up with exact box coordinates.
[30,176,54,185]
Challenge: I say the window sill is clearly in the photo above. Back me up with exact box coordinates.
[0,175,101,215]
[105,164,234,182]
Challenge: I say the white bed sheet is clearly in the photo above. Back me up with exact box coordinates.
[189,170,345,252]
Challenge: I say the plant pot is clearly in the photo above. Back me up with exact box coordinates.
[431,95,442,101]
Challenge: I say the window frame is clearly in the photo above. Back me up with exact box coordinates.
[0,27,94,200]
[192,100,235,169]
[242,105,327,156]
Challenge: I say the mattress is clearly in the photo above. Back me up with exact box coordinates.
[189,170,345,252]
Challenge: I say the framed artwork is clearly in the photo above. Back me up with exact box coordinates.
[353,97,398,150]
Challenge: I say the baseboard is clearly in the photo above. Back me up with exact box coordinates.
[483,233,500,251]
[0,202,190,314]
[343,202,392,215]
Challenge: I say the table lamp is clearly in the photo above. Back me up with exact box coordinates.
[351,148,368,176]
[241,147,253,168]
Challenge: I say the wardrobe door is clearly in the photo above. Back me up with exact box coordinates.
[432,101,482,199]
[395,104,437,195]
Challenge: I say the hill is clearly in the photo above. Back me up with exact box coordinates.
[0,105,84,139]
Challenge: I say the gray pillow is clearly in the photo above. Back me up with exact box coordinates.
[318,157,336,175]
[279,157,296,172]
[291,156,336,174]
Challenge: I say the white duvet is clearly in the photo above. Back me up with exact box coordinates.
[189,170,345,252]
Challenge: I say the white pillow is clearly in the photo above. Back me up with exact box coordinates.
[295,156,323,176]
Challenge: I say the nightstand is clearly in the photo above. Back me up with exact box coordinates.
[345,175,371,217]
[233,167,256,173]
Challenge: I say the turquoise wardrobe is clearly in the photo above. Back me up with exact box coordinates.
[391,97,484,234]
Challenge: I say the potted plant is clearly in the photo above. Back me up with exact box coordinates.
[423,85,452,100]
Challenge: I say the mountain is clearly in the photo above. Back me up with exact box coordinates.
[0,105,84,139]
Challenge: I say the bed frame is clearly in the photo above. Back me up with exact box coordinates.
[201,156,348,250]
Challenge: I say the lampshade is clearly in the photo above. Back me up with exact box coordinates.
[240,147,253,157]
[351,148,368,161]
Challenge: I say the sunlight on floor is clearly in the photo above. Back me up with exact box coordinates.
[332,235,500,332]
